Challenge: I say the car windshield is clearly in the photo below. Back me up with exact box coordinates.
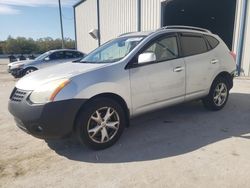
[80,36,144,63]
[35,51,51,61]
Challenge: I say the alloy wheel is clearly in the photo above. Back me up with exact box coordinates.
[87,107,120,143]
[25,69,34,75]
[213,83,228,106]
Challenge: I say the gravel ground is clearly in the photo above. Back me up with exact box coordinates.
[1,58,250,188]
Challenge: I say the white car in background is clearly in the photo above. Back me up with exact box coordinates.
[8,49,85,78]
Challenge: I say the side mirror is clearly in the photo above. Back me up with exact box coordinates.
[138,52,156,64]
[44,57,50,61]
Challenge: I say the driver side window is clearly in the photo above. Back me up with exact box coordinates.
[49,51,64,60]
[143,36,179,62]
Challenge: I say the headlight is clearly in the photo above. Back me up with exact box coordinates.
[17,64,24,68]
[11,64,24,69]
[29,79,70,104]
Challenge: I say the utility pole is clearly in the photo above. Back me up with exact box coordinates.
[96,0,101,46]
[58,0,65,49]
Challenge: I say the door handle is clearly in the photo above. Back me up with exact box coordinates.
[211,59,219,64]
[173,66,184,72]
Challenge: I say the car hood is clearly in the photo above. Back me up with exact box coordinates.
[8,60,34,67]
[16,62,107,90]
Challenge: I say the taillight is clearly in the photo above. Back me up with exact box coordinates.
[230,51,236,62]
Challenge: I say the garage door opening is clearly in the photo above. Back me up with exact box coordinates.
[162,0,237,49]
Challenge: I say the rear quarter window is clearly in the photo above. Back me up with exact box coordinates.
[73,51,84,58]
[205,35,220,49]
[180,34,208,57]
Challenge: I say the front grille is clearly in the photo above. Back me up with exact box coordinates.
[10,88,28,102]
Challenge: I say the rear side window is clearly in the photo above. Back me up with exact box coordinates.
[65,51,74,59]
[73,51,84,58]
[205,35,219,49]
[180,34,208,57]
[65,51,84,58]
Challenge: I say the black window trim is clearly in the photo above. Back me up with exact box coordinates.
[178,32,210,58]
[125,32,182,69]
[204,34,220,51]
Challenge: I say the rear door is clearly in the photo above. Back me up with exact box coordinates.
[129,34,186,115]
[179,32,219,100]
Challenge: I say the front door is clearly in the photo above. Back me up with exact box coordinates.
[129,34,186,115]
[41,51,65,68]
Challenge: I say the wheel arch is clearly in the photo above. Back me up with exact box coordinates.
[22,66,38,75]
[213,71,233,89]
[73,92,130,131]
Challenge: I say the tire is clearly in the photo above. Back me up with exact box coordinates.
[202,76,229,111]
[75,97,126,150]
[12,74,20,79]
[23,68,37,76]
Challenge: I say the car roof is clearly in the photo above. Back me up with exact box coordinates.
[49,49,82,53]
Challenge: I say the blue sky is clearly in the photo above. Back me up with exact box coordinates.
[0,0,79,41]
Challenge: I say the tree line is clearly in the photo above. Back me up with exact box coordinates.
[0,36,76,55]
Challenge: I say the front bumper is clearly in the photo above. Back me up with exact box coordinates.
[9,68,24,77]
[8,96,87,139]
[7,66,11,73]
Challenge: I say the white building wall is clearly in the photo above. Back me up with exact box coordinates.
[75,0,98,53]
[75,0,250,76]
[232,0,243,53]
[241,1,250,76]
[99,0,137,44]
[141,0,162,31]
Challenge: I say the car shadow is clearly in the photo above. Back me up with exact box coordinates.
[46,93,250,163]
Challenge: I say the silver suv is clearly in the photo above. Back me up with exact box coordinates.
[8,26,236,149]
[8,49,85,78]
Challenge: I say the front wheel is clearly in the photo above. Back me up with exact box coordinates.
[75,98,126,150]
[202,77,229,111]
[23,68,37,76]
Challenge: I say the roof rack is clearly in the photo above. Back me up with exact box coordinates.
[159,25,211,33]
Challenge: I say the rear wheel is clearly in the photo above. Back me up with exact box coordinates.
[75,98,126,150]
[202,77,229,111]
